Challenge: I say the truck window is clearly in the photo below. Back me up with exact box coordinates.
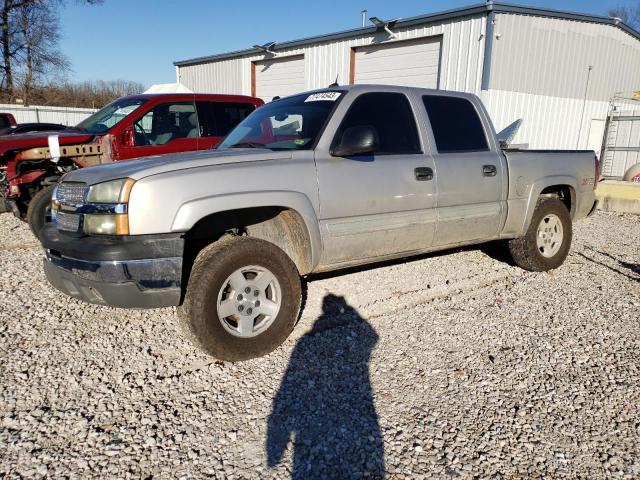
[133,102,198,146]
[422,96,489,153]
[0,115,11,128]
[334,92,421,155]
[196,102,256,137]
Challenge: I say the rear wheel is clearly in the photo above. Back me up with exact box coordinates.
[178,236,301,361]
[508,197,572,271]
[26,185,55,239]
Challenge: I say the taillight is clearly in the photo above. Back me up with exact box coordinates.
[594,154,600,188]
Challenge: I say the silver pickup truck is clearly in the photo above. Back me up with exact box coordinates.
[41,85,599,361]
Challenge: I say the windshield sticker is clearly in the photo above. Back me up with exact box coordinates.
[305,92,342,102]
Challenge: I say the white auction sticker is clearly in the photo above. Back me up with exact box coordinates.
[304,92,342,102]
[48,135,61,163]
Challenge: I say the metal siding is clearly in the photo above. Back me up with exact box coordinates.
[481,89,609,150]
[176,15,487,97]
[489,13,640,101]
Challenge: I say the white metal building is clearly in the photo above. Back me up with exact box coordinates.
[174,2,640,175]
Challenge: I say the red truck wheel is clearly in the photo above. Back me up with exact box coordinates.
[26,185,55,239]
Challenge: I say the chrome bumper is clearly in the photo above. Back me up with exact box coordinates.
[43,250,183,308]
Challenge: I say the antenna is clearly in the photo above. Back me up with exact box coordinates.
[328,74,339,87]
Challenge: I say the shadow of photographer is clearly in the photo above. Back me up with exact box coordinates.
[266,294,384,478]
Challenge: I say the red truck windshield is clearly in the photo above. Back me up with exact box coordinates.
[76,98,147,134]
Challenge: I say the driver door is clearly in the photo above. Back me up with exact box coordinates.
[315,91,437,267]
[117,100,199,160]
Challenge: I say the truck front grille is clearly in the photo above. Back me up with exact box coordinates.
[57,182,86,206]
[54,211,81,232]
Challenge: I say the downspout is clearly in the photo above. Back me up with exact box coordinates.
[481,2,495,91]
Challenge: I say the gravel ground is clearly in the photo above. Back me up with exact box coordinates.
[0,211,639,479]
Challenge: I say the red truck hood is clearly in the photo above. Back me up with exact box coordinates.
[0,131,98,156]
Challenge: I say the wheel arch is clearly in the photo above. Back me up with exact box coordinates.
[520,176,577,235]
[177,192,321,277]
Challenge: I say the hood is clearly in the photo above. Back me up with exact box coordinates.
[0,131,97,155]
[61,148,294,185]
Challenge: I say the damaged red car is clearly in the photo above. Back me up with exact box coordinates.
[0,93,263,236]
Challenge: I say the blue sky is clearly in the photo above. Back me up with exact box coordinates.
[60,0,637,88]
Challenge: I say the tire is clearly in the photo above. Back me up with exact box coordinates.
[508,197,572,272]
[178,236,301,361]
[26,185,55,239]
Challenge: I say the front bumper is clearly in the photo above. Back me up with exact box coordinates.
[41,224,184,309]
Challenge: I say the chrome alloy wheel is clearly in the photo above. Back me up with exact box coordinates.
[536,213,564,258]
[216,265,282,338]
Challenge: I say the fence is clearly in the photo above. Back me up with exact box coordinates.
[0,103,97,126]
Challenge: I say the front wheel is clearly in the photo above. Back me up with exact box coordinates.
[26,185,55,239]
[178,236,302,361]
[508,197,572,271]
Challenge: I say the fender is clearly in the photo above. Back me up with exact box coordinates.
[172,190,323,271]
[517,175,578,236]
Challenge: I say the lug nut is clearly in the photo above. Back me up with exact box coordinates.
[245,287,251,294]
[246,308,253,315]
[254,290,259,297]
[238,305,244,312]
[237,294,243,301]
[255,300,261,307]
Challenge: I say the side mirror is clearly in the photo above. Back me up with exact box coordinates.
[121,127,135,147]
[332,125,379,157]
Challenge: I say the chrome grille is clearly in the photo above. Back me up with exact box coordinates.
[55,211,81,232]
[57,182,86,206]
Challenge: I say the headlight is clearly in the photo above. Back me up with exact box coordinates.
[84,214,129,235]
[84,178,135,235]
[87,178,135,203]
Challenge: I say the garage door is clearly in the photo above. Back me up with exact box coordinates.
[352,37,441,89]
[253,55,305,101]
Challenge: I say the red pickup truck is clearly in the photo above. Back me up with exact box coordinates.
[0,93,264,236]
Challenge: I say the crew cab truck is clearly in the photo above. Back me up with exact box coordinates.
[0,93,263,235]
[41,85,599,361]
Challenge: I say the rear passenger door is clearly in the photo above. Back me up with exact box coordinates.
[196,101,257,150]
[421,95,506,245]
[315,91,437,267]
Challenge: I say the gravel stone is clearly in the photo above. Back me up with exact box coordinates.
[0,211,639,478]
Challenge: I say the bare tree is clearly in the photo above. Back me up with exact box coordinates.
[0,0,33,98]
[18,1,70,103]
[609,3,640,29]
[0,0,102,101]
[26,79,145,108]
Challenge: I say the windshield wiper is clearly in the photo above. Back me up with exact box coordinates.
[229,141,266,149]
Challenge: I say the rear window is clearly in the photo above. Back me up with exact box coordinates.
[196,102,256,137]
[422,95,489,153]
[0,116,11,128]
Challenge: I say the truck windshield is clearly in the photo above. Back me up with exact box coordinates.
[75,98,147,134]
[218,91,343,151]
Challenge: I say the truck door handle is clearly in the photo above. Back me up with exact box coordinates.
[482,165,497,177]
[414,167,433,181]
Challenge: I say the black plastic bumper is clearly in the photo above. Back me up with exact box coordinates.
[41,225,185,309]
